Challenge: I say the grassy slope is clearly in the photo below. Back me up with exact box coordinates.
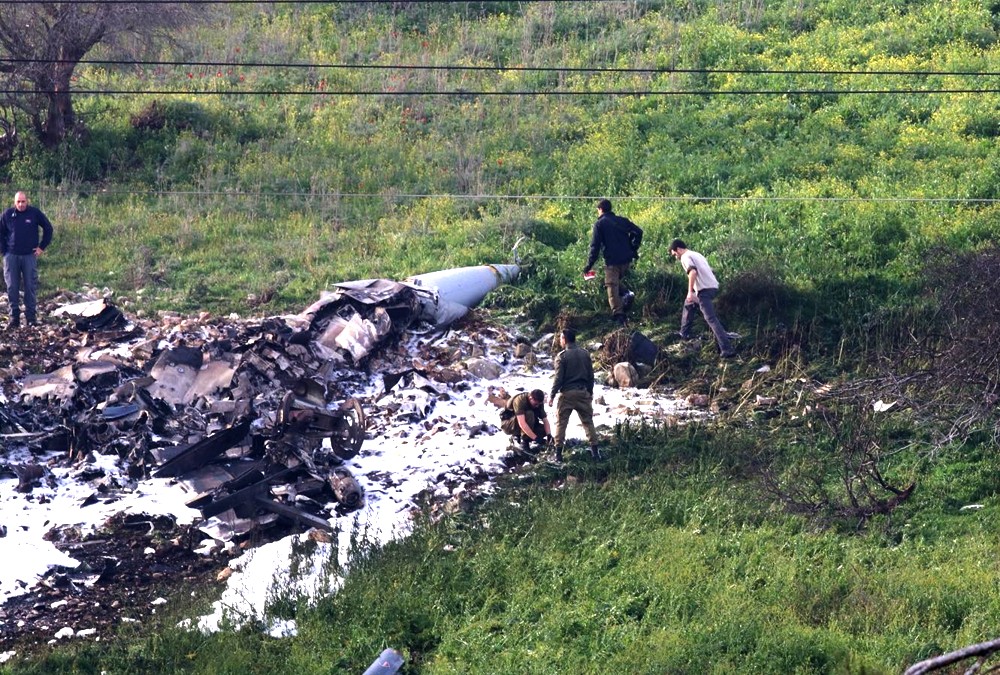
[4,1,1000,672]
[10,429,999,674]
[6,0,1000,322]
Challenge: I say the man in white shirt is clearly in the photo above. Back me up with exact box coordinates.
[668,239,736,358]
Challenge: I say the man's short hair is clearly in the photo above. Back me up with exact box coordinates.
[596,198,612,213]
[529,389,545,403]
[561,328,577,343]
[669,238,687,252]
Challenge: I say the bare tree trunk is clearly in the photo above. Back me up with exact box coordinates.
[41,63,76,147]
[0,3,206,146]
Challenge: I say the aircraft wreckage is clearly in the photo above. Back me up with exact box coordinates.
[0,263,519,542]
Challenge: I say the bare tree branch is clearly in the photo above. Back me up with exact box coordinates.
[0,2,209,146]
[904,637,1000,675]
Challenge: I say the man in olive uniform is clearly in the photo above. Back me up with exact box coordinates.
[548,329,601,462]
[500,389,551,456]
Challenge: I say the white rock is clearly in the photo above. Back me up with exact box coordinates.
[464,357,502,380]
[612,362,639,388]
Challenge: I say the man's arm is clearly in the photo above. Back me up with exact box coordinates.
[627,219,643,257]
[549,353,565,405]
[584,222,602,272]
[38,211,53,251]
[516,414,538,440]
[686,268,698,302]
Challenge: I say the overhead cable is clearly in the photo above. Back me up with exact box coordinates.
[4,57,1000,78]
[0,0,618,4]
[4,87,1000,95]
[32,188,1000,204]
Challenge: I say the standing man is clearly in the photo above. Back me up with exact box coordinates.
[1,191,53,329]
[582,198,643,325]
[500,389,551,456]
[668,239,736,358]
[548,328,601,462]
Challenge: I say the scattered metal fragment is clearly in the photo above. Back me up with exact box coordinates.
[364,648,404,675]
[14,463,44,492]
[2,262,522,547]
[153,421,253,478]
[328,467,363,509]
[51,298,126,331]
[20,365,77,403]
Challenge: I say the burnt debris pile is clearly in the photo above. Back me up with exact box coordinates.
[0,281,444,543]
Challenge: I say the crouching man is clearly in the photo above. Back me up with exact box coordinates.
[500,389,551,457]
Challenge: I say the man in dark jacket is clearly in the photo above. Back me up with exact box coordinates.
[582,198,642,325]
[548,328,601,462]
[1,191,53,329]
[500,389,551,456]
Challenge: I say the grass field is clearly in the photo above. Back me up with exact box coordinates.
[4,0,1000,672]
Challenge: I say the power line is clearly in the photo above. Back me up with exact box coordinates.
[35,188,1000,204]
[0,0,614,4]
[4,87,1000,95]
[5,57,1000,78]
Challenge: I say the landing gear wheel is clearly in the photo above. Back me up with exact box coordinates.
[330,398,366,460]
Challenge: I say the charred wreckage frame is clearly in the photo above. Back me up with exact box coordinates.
[1,264,521,544]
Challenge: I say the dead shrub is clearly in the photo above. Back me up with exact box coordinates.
[756,408,915,529]
[884,244,1000,445]
[130,100,166,131]
[601,329,633,366]
[718,267,799,322]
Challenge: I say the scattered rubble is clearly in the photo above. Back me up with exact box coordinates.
[0,268,709,653]
[2,267,533,548]
[0,270,524,651]
[0,514,217,652]
[3,290,375,542]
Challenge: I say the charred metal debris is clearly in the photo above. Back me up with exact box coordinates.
[0,277,505,545]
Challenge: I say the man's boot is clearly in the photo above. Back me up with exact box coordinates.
[519,436,531,455]
[590,445,604,460]
[554,445,563,463]
[621,289,635,310]
[7,315,19,330]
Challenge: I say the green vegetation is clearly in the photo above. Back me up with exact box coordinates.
[8,426,1000,674]
[3,0,1000,672]
[9,0,1000,325]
